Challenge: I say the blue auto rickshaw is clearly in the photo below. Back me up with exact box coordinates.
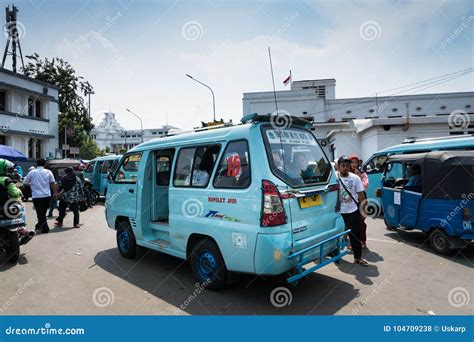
[378,151,473,255]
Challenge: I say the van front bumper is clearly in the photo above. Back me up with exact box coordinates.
[254,227,348,278]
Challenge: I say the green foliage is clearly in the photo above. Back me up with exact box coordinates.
[23,53,94,155]
[80,138,103,160]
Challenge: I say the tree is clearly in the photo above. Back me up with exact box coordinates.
[80,138,103,160]
[23,53,94,151]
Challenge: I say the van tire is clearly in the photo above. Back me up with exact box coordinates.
[384,218,396,230]
[116,220,137,259]
[191,239,228,290]
[429,229,451,255]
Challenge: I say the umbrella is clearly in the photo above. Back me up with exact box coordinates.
[0,144,27,162]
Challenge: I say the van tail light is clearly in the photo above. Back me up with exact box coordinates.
[328,183,341,212]
[462,207,471,221]
[261,180,286,227]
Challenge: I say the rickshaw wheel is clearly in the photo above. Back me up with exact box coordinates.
[116,220,137,259]
[384,218,396,230]
[429,229,451,255]
[191,238,228,290]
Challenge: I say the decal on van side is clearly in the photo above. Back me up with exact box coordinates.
[204,210,241,222]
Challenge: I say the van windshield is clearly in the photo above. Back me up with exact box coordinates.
[262,126,331,188]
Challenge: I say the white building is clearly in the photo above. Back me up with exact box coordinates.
[90,112,179,153]
[243,79,474,161]
[0,67,59,159]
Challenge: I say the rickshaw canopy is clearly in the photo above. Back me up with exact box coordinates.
[385,151,474,199]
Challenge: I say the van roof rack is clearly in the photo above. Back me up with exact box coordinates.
[241,113,314,128]
[402,134,473,144]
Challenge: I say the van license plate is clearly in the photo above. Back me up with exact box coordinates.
[299,194,323,208]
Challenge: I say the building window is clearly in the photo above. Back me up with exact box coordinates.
[369,109,375,113]
[0,135,5,145]
[466,105,471,109]
[416,107,422,111]
[28,138,34,158]
[35,139,41,158]
[440,105,446,110]
[28,98,34,116]
[152,132,157,135]
[302,111,308,115]
[35,100,42,118]
[346,110,352,114]
[0,91,6,111]
[392,108,398,112]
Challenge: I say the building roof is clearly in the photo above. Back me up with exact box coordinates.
[0,67,60,90]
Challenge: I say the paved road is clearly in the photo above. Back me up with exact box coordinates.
[0,202,472,315]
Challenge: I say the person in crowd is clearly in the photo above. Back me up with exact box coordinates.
[337,156,369,266]
[349,155,369,248]
[23,158,58,234]
[54,167,84,228]
[14,164,24,178]
[47,181,59,218]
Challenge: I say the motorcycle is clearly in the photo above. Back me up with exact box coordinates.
[83,178,99,206]
[0,201,34,263]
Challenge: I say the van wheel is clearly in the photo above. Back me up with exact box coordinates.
[116,220,137,258]
[191,239,228,290]
[6,230,20,263]
[429,229,451,255]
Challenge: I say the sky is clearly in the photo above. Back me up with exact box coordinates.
[5,0,474,130]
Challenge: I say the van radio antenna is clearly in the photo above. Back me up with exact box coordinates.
[268,47,279,113]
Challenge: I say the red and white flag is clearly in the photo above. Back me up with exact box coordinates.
[283,71,292,86]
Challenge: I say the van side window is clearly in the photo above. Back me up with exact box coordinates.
[101,160,112,174]
[115,154,142,183]
[173,145,221,187]
[156,156,171,186]
[85,161,95,173]
[365,155,388,174]
[213,140,251,188]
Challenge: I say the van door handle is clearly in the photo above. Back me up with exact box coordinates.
[129,189,134,193]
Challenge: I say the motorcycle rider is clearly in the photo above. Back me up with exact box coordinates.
[0,159,34,245]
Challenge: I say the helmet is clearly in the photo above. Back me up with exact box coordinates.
[0,158,15,176]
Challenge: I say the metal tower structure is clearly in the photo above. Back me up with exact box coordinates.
[1,5,25,73]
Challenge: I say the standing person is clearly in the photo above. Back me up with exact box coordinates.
[349,155,369,248]
[23,158,58,234]
[337,156,369,266]
[54,167,83,228]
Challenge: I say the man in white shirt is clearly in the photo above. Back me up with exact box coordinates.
[337,156,369,266]
[23,158,58,234]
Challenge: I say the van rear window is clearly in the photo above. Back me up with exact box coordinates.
[262,127,331,187]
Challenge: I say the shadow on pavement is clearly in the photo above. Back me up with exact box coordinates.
[383,229,474,268]
[94,248,359,315]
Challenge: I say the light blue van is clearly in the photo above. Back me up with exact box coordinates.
[105,114,348,289]
[84,155,122,196]
[362,135,474,211]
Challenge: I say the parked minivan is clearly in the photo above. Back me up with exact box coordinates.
[84,155,122,196]
[105,114,348,289]
[362,135,474,211]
